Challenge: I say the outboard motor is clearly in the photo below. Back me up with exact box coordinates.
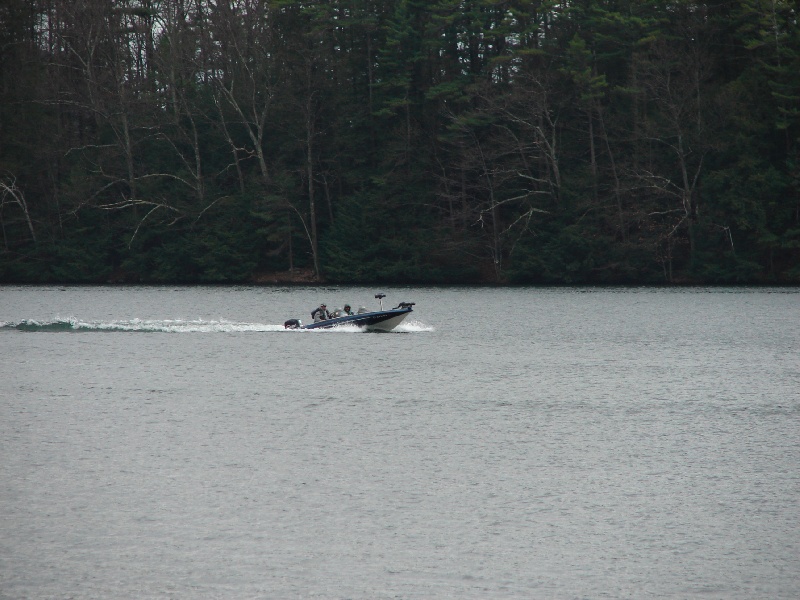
[284,319,302,329]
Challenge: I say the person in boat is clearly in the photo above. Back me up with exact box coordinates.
[329,304,353,318]
[311,303,330,322]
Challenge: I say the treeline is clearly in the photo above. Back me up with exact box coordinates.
[0,0,798,284]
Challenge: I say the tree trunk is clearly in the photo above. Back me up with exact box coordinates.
[307,105,320,279]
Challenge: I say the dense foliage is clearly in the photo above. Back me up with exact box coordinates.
[1,0,798,284]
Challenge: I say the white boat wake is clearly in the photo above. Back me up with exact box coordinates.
[1,318,434,333]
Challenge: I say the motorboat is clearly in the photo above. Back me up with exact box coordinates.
[284,294,415,331]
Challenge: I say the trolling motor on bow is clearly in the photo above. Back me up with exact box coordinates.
[375,294,414,312]
[393,302,415,310]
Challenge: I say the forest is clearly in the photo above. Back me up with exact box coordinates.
[0,0,798,284]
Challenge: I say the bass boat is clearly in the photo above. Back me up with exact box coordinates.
[284,294,415,331]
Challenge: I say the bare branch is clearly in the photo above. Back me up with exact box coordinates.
[0,175,36,242]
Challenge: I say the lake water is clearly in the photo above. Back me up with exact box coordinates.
[1,285,798,599]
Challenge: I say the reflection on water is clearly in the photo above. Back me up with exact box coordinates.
[1,286,798,599]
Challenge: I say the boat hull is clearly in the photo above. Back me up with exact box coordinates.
[301,307,412,331]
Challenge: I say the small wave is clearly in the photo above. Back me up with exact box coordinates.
[5,319,81,332]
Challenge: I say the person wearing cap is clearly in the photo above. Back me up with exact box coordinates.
[311,303,330,322]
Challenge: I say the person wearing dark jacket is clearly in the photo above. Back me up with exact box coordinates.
[311,303,330,322]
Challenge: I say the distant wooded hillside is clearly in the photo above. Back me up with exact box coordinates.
[1,1,798,283]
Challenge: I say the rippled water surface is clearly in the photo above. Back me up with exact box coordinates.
[1,285,799,599]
